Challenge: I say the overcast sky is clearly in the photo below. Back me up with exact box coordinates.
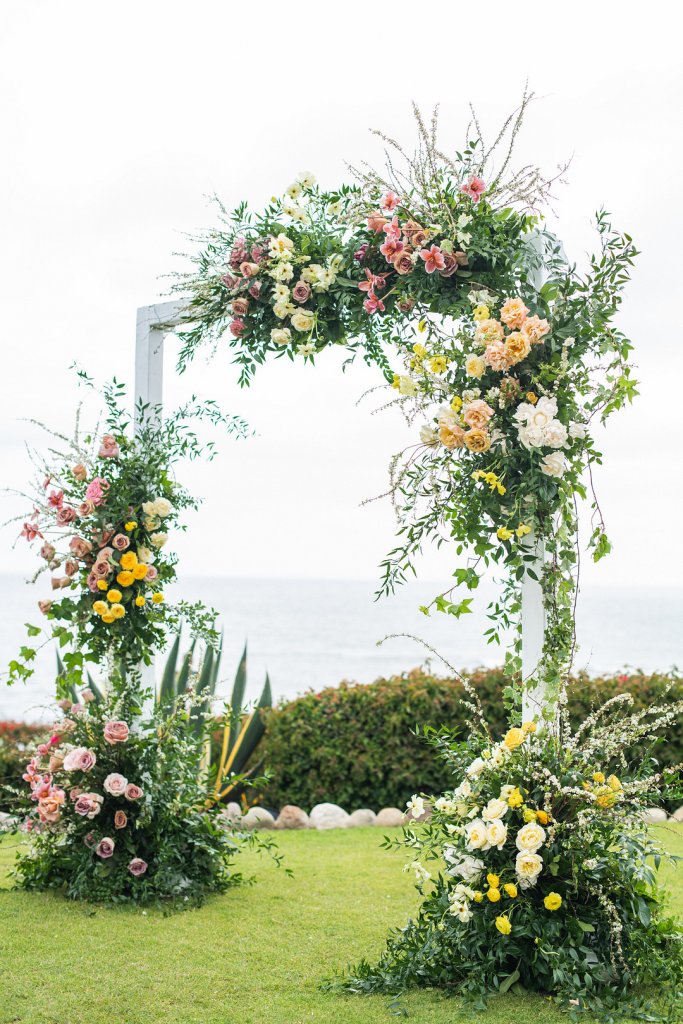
[1,1,681,593]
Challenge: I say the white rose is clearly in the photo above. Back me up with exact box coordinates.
[515,850,543,888]
[150,532,168,549]
[291,310,315,333]
[141,501,156,517]
[482,798,508,821]
[531,396,558,428]
[518,424,546,449]
[464,818,490,851]
[516,821,546,853]
[419,425,439,446]
[271,328,291,346]
[454,779,472,799]
[465,354,486,378]
[540,451,567,478]
[153,498,172,518]
[486,819,508,850]
[466,757,486,778]
[514,402,535,425]
[543,419,568,449]
[137,546,154,565]
[568,422,586,440]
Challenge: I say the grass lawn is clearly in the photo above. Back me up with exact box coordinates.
[0,824,681,1024]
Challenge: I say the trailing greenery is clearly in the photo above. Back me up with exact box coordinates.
[261,668,683,812]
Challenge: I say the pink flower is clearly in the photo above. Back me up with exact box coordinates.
[358,269,388,294]
[222,272,237,288]
[87,571,99,593]
[397,297,415,313]
[63,747,97,772]
[461,175,486,202]
[22,759,40,784]
[38,787,66,823]
[419,245,446,274]
[112,533,130,551]
[438,251,459,278]
[78,500,96,518]
[83,831,96,847]
[125,783,143,801]
[69,787,83,802]
[82,688,96,703]
[381,191,400,212]
[462,399,495,430]
[393,250,415,275]
[47,490,64,509]
[128,857,148,877]
[48,753,64,772]
[98,435,120,459]
[382,216,401,242]
[363,293,385,315]
[292,281,311,304]
[51,575,71,591]
[366,212,387,233]
[57,699,72,711]
[21,522,43,542]
[145,565,158,582]
[64,559,78,577]
[248,281,262,300]
[74,792,103,819]
[95,837,115,859]
[36,744,50,757]
[484,341,511,372]
[353,243,368,264]
[239,261,259,278]
[103,772,128,797]
[103,720,130,745]
[229,237,248,269]
[232,297,249,317]
[250,243,265,263]
[93,560,112,579]
[85,478,109,506]
[379,237,404,262]
[114,810,128,829]
[70,703,86,717]
[229,319,245,337]
[38,599,53,615]
[40,541,56,561]
[72,463,88,481]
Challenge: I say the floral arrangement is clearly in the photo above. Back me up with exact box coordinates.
[13,676,277,904]
[8,376,250,690]
[339,683,683,1018]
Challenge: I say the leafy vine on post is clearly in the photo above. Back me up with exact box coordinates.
[173,92,682,1014]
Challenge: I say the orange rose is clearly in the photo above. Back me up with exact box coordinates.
[505,331,531,365]
[464,428,491,453]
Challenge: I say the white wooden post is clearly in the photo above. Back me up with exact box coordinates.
[134,299,187,694]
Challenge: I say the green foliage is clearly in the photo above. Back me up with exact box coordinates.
[0,721,47,812]
[261,667,683,811]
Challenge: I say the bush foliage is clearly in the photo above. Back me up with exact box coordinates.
[261,668,683,811]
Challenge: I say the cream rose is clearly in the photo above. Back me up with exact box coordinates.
[291,310,315,333]
[515,850,543,888]
[271,328,292,346]
[464,818,490,851]
[540,451,567,478]
[465,354,486,378]
[516,821,546,853]
[544,420,568,449]
[486,819,508,850]
[482,798,508,821]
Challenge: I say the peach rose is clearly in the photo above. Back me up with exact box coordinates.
[112,533,130,551]
[438,423,465,449]
[464,428,492,453]
[462,399,494,430]
[500,298,529,330]
[114,810,128,829]
[484,342,511,372]
[505,331,531,365]
[232,297,249,316]
[125,783,143,801]
[521,314,550,345]
[55,506,77,526]
[38,599,53,615]
[393,250,414,275]
[72,463,88,481]
[367,211,388,233]
[475,319,504,344]
[103,720,129,745]
[401,219,423,241]
[40,542,56,562]
[69,536,93,558]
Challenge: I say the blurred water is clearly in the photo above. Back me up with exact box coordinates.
[1,574,681,722]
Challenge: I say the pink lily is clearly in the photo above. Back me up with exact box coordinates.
[419,245,446,274]
[461,175,486,202]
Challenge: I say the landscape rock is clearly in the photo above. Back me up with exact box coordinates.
[348,808,377,827]
[670,806,683,822]
[241,806,276,830]
[309,802,350,830]
[375,807,405,827]
[218,801,243,826]
[642,807,667,823]
[275,805,311,830]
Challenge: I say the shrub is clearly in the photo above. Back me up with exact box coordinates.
[261,668,683,811]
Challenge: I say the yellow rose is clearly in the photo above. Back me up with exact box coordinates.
[110,603,125,619]
[592,772,606,784]
[507,788,524,809]
[124,521,137,531]
[151,592,164,605]
[106,589,122,603]
[504,331,531,365]
[486,873,500,888]
[465,354,486,378]
[119,551,138,570]
[117,571,135,587]
[526,392,538,405]
[101,612,115,624]
[97,580,108,591]
[475,319,504,343]
[486,888,501,903]
[503,883,517,898]
[464,428,491,453]
[536,810,550,826]
[92,601,107,616]
[522,721,536,734]
[135,596,146,607]
[472,891,484,903]
[133,563,148,580]
[503,727,526,751]
[544,892,562,912]
[495,915,512,935]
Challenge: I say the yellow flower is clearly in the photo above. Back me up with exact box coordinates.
[503,883,518,898]
[92,601,108,616]
[472,304,490,321]
[151,592,164,605]
[465,354,486,378]
[97,580,108,591]
[106,589,122,603]
[428,355,448,374]
[464,428,491,453]
[522,721,537,734]
[391,374,401,390]
[607,775,622,792]
[117,571,135,587]
[472,891,484,903]
[503,727,526,751]
[133,563,149,581]
[124,521,137,531]
[412,343,427,359]
[135,595,146,607]
[487,873,500,889]
[418,319,427,333]
[516,524,532,538]
[523,808,538,823]
[544,892,562,912]
[596,792,615,809]
[592,772,606,784]
[110,603,125,620]
[495,915,512,935]
[526,392,538,405]
[101,612,115,624]
[536,810,550,826]
[486,888,501,903]
[497,526,514,541]
[451,395,463,412]
[119,551,138,570]
[507,788,524,809]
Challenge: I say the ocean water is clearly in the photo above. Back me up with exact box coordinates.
[1,574,681,722]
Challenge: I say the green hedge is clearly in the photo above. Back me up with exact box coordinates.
[261,668,683,811]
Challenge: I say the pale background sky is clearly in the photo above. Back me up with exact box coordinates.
[1,1,681,593]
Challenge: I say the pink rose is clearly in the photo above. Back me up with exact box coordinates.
[397,297,415,313]
[232,297,249,316]
[95,837,115,859]
[38,599,53,615]
[38,787,65,823]
[93,560,111,579]
[128,857,148,877]
[112,533,130,551]
[64,559,78,577]
[393,250,414,275]
[145,565,158,582]
[83,831,96,847]
[292,281,311,304]
[222,272,237,288]
[248,280,262,300]
[40,541,56,561]
[55,718,76,734]
[250,243,265,263]
[114,810,128,829]
[99,434,120,459]
[229,318,245,337]
[72,463,88,481]
[438,251,459,278]
[353,243,368,264]
[55,506,77,526]
[103,720,130,745]
[63,747,97,772]
[57,699,72,711]
[125,783,143,801]
[87,571,99,592]
[239,261,259,278]
[103,772,128,797]
[81,688,96,703]
[69,787,83,802]
[229,237,248,269]
[51,576,71,590]
[78,500,96,518]
[85,477,109,506]
[70,703,86,717]
[462,399,494,430]
[74,792,103,819]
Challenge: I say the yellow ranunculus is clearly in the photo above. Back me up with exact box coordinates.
[106,589,122,603]
[607,775,622,792]
[526,392,538,404]
[507,788,524,809]
[97,580,108,591]
[486,888,501,903]
[592,771,605,784]
[101,612,115,624]
[151,592,164,605]
[120,551,138,570]
[472,891,483,903]
[486,873,500,889]
[133,563,148,580]
[135,595,146,607]
[92,601,107,616]
[117,571,135,587]
[110,603,125,620]
[124,521,137,531]
[523,808,538,823]
[503,883,518,898]
[495,915,512,935]
[544,892,562,912]
[503,727,526,751]
[536,810,550,825]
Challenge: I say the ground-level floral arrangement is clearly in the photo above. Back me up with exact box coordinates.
[13,676,277,905]
[337,684,683,1019]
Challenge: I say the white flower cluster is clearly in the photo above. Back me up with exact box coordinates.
[141,497,172,540]
[513,396,587,479]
